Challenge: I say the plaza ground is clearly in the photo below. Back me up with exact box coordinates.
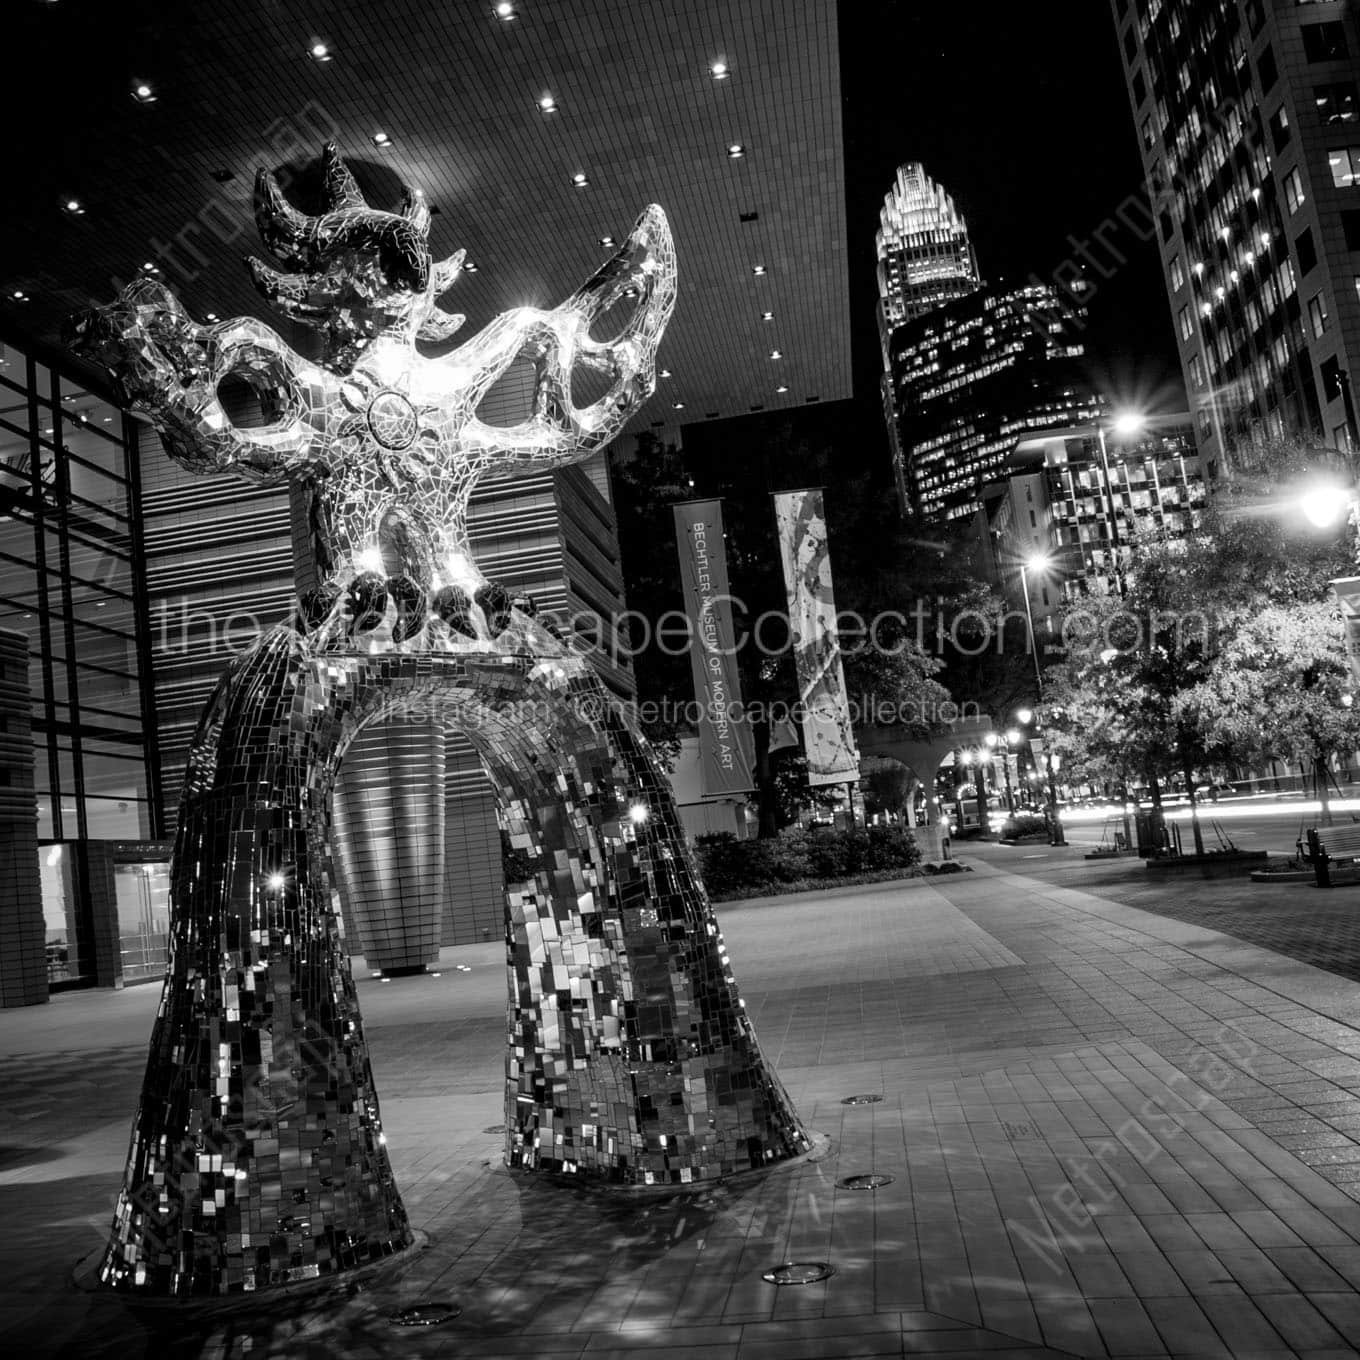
[4,847,1360,1356]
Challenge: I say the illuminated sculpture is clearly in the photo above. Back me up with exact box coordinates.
[69,144,806,1298]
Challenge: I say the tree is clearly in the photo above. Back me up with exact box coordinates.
[1045,427,1360,854]
[1178,600,1360,825]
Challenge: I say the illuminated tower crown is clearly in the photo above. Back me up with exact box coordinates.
[875,162,983,332]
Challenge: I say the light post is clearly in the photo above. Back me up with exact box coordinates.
[1094,411,1146,594]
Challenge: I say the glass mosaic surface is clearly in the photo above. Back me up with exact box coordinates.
[67,143,807,1298]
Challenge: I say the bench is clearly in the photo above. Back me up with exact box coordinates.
[1303,824,1360,886]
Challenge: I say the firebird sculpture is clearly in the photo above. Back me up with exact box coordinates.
[68,144,806,1299]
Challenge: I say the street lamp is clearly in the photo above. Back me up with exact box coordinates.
[1299,481,1352,529]
[1018,551,1051,695]
[1013,564,1067,845]
[1095,411,1146,593]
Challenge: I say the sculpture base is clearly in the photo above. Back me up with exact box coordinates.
[74,1231,429,1315]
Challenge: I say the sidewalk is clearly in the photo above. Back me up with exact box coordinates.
[4,859,1360,1356]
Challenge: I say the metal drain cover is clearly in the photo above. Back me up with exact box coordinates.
[388,1302,461,1327]
[762,1261,835,1286]
[839,1173,894,1190]
[840,1093,883,1105]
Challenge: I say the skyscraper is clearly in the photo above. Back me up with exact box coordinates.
[875,163,983,338]
[1110,0,1360,464]
[884,282,1105,521]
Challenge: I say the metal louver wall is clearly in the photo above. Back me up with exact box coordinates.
[330,719,446,972]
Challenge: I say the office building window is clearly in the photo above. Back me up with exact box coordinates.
[1170,254,1184,290]
[1257,44,1278,92]
[1329,147,1360,187]
[1271,105,1292,151]
[1296,227,1318,275]
[1132,69,1147,105]
[1308,292,1329,338]
[1189,353,1206,388]
[1302,22,1347,63]
[1344,210,1360,250]
[1316,82,1359,123]
[1178,305,1194,341]
[1284,166,1307,212]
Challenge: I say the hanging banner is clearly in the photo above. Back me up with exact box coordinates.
[672,500,757,797]
[1330,577,1360,687]
[773,489,861,787]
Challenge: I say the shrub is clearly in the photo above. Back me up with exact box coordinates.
[695,824,920,897]
[1000,812,1048,840]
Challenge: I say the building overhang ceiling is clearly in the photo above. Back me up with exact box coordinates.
[1,0,850,432]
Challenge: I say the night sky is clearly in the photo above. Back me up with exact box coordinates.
[839,0,1186,429]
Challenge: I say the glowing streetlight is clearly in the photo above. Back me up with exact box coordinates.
[1300,484,1350,529]
[1111,411,1147,437]
[1015,707,1034,724]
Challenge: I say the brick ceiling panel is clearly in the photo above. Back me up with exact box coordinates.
[3,0,849,431]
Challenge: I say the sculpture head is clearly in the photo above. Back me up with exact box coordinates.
[247,141,466,369]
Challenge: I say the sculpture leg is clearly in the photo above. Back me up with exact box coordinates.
[100,629,411,1296]
[483,663,808,1184]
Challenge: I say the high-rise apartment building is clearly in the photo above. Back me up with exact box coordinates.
[972,417,1207,631]
[885,283,1105,521]
[1111,0,1360,465]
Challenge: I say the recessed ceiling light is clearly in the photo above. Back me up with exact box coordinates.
[710,60,729,79]
[495,1,516,18]
[539,94,556,113]
[102,415,113,422]
[599,235,615,247]
[131,81,157,104]
[309,42,332,62]
[752,264,766,276]
[141,261,159,273]
[673,402,685,410]
[372,131,392,147]
[12,290,28,301]
[205,312,220,322]
[761,311,773,321]
[776,384,789,393]
[62,198,85,216]
[571,172,589,187]
[463,260,478,273]
[727,143,745,158]
[769,349,782,360]
[659,368,672,378]
[44,426,54,435]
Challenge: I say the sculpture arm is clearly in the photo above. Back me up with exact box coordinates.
[67,278,334,484]
[450,205,676,478]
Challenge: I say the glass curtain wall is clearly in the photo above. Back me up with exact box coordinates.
[0,332,162,986]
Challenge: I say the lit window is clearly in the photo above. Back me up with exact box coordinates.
[1328,147,1360,187]
[1179,305,1194,341]
[1308,292,1329,338]
[1284,166,1307,212]
[1170,254,1184,290]
[1315,82,1359,123]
